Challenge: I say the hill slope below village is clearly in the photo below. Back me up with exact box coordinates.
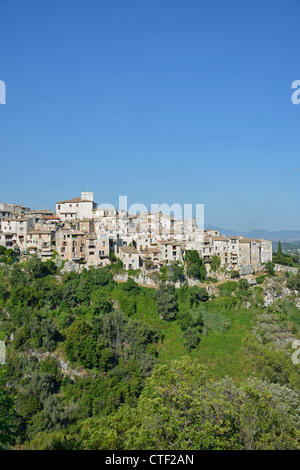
[0,257,300,450]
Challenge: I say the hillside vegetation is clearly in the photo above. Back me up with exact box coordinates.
[0,256,299,450]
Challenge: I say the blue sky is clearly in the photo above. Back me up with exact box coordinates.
[0,0,300,231]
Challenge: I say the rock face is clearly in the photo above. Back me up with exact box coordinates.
[114,271,157,287]
[253,313,297,348]
[60,260,84,274]
[27,349,86,380]
[274,264,298,274]
[239,264,255,276]
[262,278,292,308]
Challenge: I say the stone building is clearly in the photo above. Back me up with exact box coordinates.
[118,246,141,270]
[56,192,97,221]
[55,229,85,262]
[26,229,54,259]
[158,239,184,263]
[0,217,34,249]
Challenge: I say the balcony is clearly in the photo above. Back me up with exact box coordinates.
[72,255,85,262]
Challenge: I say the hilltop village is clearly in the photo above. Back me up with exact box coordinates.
[0,192,272,276]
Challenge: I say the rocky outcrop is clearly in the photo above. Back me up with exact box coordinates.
[253,313,297,348]
[114,271,157,287]
[239,264,255,276]
[60,260,84,274]
[274,264,298,274]
[26,349,87,381]
[262,278,292,308]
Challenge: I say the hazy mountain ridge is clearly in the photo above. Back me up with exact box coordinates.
[205,225,300,242]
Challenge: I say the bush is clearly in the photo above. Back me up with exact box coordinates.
[210,255,221,272]
[155,284,178,321]
[264,261,275,276]
[230,270,240,279]
[202,310,231,335]
[185,250,206,281]
[120,278,140,295]
[183,327,201,351]
[188,286,209,307]
[218,281,237,297]
[256,275,266,284]
[207,276,218,283]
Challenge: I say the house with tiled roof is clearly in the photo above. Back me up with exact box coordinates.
[56,192,97,221]
[118,246,141,270]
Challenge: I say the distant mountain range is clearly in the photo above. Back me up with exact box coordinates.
[205,225,300,242]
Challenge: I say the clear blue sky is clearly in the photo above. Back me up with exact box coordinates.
[0,0,300,231]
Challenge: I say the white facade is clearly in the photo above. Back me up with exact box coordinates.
[56,192,97,221]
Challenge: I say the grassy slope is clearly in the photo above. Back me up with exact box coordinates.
[113,285,258,384]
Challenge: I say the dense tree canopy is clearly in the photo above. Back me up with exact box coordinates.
[0,257,299,450]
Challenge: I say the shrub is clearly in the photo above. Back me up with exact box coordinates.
[202,311,231,335]
[256,275,266,284]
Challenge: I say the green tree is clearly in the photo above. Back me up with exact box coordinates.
[109,251,117,263]
[188,286,209,307]
[170,262,184,282]
[265,261,275,276]
[210,255,221,272]
[185,250,206,281]
[0,369,20,448]
[80,357,300,450]
[120,277,140,295]
[183,327,200,351]
[26,256,46,278]
[155,283,178,320]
